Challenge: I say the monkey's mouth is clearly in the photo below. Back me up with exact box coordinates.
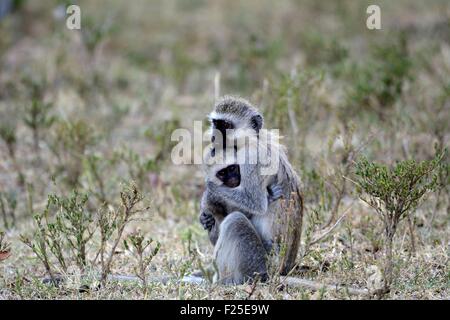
[227,178,240,188]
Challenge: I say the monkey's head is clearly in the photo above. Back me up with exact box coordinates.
[216,164,241,188]
[209,96,263,149]
[203,147,241,188]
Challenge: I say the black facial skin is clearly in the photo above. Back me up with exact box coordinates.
[210,145,237,158]
[212,119,234,148]
[212,115,262,149]
[216,164,240,188]
[250,114,263,133]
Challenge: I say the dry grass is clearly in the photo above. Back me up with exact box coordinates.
[0,0,449,299]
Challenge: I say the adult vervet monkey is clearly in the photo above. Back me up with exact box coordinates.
[200,96,303,279]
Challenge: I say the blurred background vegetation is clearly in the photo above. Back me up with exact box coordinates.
[0,0,448,299]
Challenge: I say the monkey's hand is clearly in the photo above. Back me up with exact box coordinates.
[267,184,283,203]
[199,211,215,231]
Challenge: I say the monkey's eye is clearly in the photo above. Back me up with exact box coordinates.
[229,165,237,172]
[223,121,234,130]
[213,119,234,130]
[217,169,226,177]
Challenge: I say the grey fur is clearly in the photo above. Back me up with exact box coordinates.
[211,95,264,129]
[199,97,304,283]
[214,212,268,284]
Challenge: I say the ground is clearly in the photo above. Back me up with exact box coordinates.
[0,0,449,299]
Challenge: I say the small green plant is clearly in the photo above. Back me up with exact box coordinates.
[84,154,109,205]
[0,191,17,229]
[21,75,56,155]
[20,191,93,280]
[98,183,150,285]
[124,230,160,293]
[21,182,150,287]
[50,191,94,270]
[0,122,16,158]
[355,153,444,294]
[23,100,55,155]
[21,211,57,281]
[50,119,97,187]
[0,120,24,186]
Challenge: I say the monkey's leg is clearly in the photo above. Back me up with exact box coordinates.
[207,176,269,216]
[250,214,275,253]
[214,212,268,285]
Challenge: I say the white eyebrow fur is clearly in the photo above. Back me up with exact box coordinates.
[208,111,245,128]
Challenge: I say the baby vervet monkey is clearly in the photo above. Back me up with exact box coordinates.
[203,132,283,215]
[200,96,304,278]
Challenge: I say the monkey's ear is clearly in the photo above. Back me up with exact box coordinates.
[251,115,263,132]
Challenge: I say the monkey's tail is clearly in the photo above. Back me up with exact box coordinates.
[278,177,304,276]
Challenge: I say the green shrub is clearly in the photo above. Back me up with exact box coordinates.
[124,230,161,293]
[21,183,151,286]
[355,152,444,294]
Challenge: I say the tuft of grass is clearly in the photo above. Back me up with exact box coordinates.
[0,0,448,300]
[0,231,11,262]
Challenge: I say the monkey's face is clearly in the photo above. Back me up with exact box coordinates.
[211,117,261,149]
[211,119,234,147]
[216,164,240,188]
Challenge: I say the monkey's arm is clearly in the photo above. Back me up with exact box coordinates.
[199,189,225,246]
[199,209,219,245]
[207,179,269,216]
[208,162,274,216]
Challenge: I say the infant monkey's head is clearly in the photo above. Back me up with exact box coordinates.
[216,164,240,188]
